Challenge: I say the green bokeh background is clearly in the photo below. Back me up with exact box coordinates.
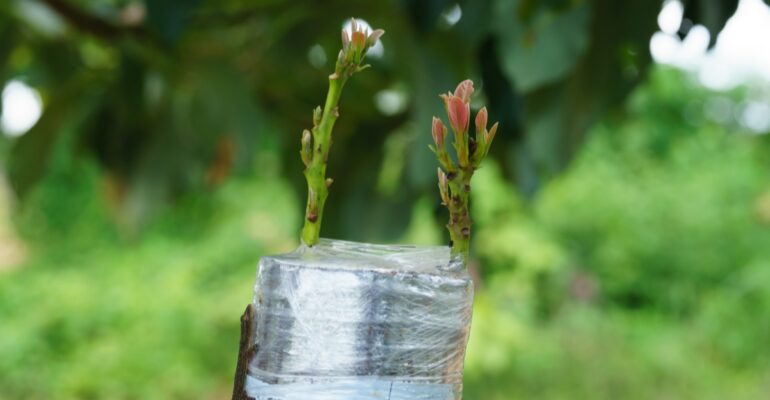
[1,0,769,399]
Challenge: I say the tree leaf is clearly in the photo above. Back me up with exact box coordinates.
[145,0,203,45]
[494,0,592,93]
[519,0,659,178]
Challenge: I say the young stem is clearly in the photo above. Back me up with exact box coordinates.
[446,167,473,258]
[298,21,384,246]
[301,75,348,246]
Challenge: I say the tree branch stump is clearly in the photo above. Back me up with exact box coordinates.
[231,304,256,400]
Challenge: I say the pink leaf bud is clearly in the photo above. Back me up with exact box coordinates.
[454,79,474,103]
[351,30,367,50]
[437,168,449,204]
[432,117,446,147]
[447,95,470,134]
[367,29,385,47]
[486,122,499,145]
[475,107,488,136]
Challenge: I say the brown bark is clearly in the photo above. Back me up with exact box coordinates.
[231,304,256,400]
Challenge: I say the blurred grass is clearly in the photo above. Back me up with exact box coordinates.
[1,68,770,399]
[0,138,300,398]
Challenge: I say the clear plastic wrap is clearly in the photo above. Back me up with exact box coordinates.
[245,239,474,399]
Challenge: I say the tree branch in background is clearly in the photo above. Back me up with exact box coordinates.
[39,0,146,40]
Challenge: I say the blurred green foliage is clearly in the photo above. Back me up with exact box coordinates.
[464,67,770,399]
[0,0,738,238]
[2,66,770,399]
[1,0,768,399]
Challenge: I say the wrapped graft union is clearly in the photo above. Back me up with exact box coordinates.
[245,239,474,400]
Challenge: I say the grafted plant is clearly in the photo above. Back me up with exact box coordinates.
[431,80,499,257]
[300,20,384,246]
